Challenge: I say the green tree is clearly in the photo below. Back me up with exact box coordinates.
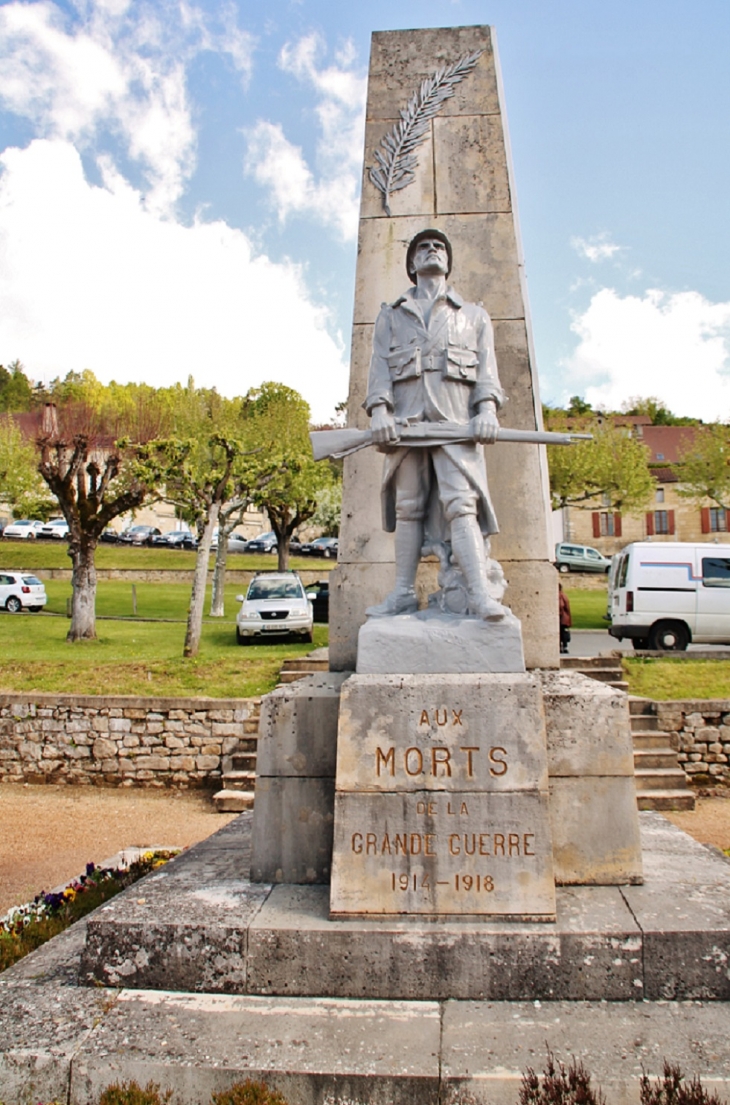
[621,395,697,426]
[36,376,169,642]
[0,360,33,412]
[140,383,281,656]
[675,423,730,510]
[0,415,55,518]
[547,422,655,514]
[309,480,342,536]
[245,382,334,571]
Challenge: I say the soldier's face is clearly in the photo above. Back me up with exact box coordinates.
[411,238,449,277]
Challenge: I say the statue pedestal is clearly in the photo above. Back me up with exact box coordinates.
[356,610,525,674]
[329,673,556,920]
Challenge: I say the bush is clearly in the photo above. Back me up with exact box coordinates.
[640,1062,724,1105]
[99,1082,172,1105]
[520,1050,606,1105]
[212,1081,290,1105]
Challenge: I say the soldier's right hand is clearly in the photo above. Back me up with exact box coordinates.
[370,404,399,445]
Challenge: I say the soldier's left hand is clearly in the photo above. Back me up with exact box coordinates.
[471,405,499,444]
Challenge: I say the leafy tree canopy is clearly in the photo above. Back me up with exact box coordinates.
[547,422,655,515]
[0,360,34,413]
[675,422,730,510]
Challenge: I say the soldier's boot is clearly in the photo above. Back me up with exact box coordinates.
[365,520,422,617]
[450,515,506,621]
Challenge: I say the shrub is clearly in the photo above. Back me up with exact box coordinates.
[640,1062,724,1105]
[212,1080,290,1105]
[99,1082,172,1105]
[520,1049,606,1105]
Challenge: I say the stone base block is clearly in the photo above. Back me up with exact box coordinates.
[549,777,643,886]
[356,610,525,674]
[250,777,335,884]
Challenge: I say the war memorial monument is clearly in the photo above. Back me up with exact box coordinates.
[2,25,730,1105]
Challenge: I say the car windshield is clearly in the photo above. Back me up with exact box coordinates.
[247,579,302,601]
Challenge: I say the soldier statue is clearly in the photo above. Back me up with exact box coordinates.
[363,228,507,621]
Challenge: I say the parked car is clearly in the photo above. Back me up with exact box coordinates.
[608,541,730,650]
[118,525,162,546]
[0,571,48,612]
[39,518,70,540]
[100,527,120,543]
[2,519,44,540]
[300,536,338,559]
[244,531,278,554]
[151,530,197,549]
[305,579,329,623]
[235,571,313,644]
[554,542,611,574]
[226,533,251,554]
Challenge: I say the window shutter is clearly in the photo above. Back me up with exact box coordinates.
[646,512,655,536]
[592,512,600,538]
[700,507,711,534]
[614,513,622,537]
[668,510,676,535]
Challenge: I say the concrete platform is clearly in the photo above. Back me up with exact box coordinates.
[71,812,730,1003]
[3,883,730,1105]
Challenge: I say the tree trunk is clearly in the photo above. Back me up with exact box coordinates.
[67,537,98,642]
[210,533,229,616]
[277,537,289,572]
[184,504,219,657]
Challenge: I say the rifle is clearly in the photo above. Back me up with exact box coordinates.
[310,421,592,462]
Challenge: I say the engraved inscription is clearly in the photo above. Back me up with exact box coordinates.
[375,745,508,778]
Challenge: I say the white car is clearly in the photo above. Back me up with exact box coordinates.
[235,572,313,644]
[40,518,70,539]
[0,572,48,612]
[2,519,44,540]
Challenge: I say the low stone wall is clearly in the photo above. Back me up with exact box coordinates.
[655,699,730,786]
[0,693,258,788]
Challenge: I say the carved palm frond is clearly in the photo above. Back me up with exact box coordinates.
[368,49,483,216]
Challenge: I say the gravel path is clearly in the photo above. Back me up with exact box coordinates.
[0,784,235,914]
[1,785,728,917]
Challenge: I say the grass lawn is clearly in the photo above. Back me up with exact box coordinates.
[0,538,333,576]
[623,658,730,701]
[0,582,328,697]
[564,587,609,630]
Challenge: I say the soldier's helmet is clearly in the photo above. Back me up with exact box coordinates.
[406,229,453,284]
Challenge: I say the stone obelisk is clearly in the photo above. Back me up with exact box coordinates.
[329,25,558,672]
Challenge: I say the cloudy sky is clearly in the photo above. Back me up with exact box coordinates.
[0,0,728,423]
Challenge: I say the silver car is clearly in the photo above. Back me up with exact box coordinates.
[0,572,48,612]
[235,572,313,644]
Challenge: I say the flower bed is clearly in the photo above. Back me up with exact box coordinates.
[0,849,178,973]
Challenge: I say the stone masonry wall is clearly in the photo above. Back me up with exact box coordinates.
[655,699,730,787]
[0,693,258,788]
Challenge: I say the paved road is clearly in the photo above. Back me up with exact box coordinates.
[568,629,730,658]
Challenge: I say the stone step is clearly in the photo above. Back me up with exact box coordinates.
[635,767,691,791]
[278,670,313,683]
[212,788,255,812]
[630,714,661,731]
[221,769,256,788]
[634,749,682,771]
[629,697,657,715]
[280,658,329,672]
[632,730,676,750]
[243,718,260,734]
[232,737,258,754]
[231,753,257,772]
[560,655,623,670]
[636,790,696,811]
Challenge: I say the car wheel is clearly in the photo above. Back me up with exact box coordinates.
[632,637,649,650]
[648,622,689,651]
[558,563,569,574]
[28,606,42,613]
[236,628,251,646]
[303,629,313,644]
[6,596,22,613]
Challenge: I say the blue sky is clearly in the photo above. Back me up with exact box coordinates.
[0,0,728,423]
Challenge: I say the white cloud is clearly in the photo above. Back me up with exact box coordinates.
[0,140,347,423]
[561,287,730,421]
[571,233,623,263]
[0,0,254,213]
[244,32,366,242]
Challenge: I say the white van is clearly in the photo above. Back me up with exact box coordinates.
[609,541,730,650]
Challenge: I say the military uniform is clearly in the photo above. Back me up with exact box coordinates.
[364,284,506,541]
